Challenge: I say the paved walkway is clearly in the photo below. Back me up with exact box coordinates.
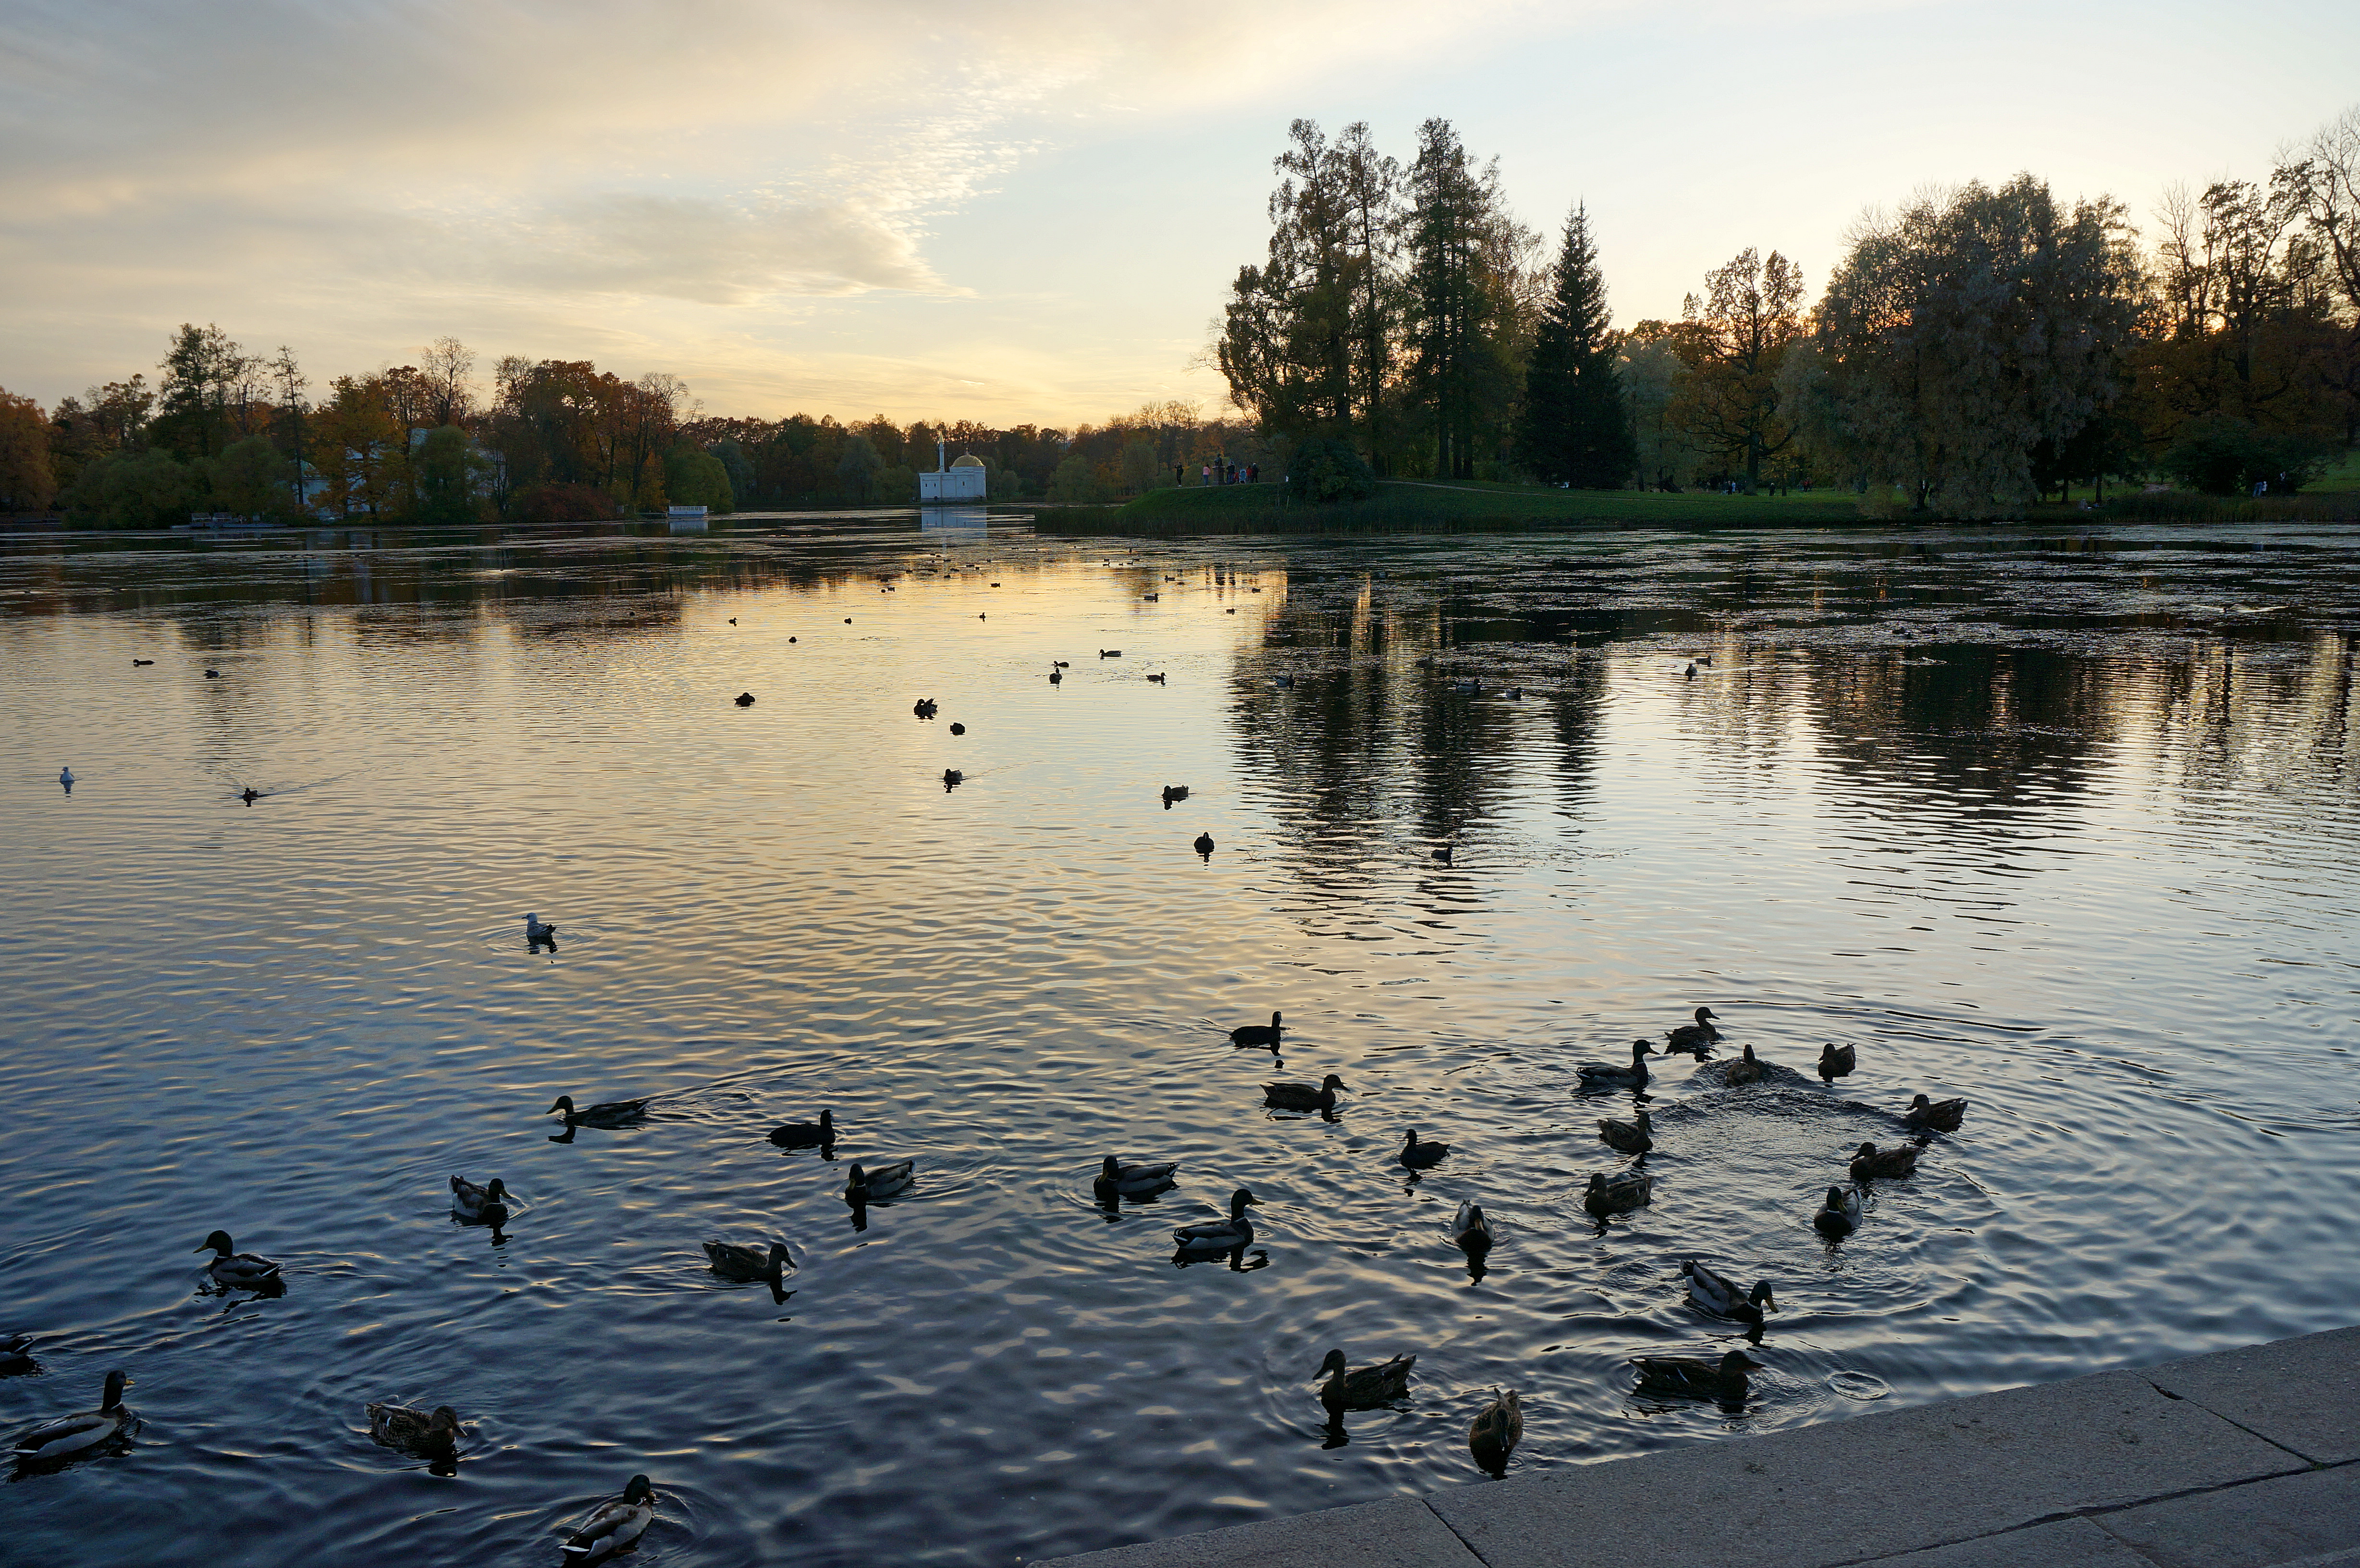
[1038,1326,2359,1568]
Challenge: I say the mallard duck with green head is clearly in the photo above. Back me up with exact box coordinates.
[1172,1188,1258,1255]
[1812,1184,1862,1238]
[10,1370,131,1462]
[195,1231,282,1289]
[1633,1348,1763,1401]
[449,1176,508,1225]
[1451,1198,1494,1256]
[1468,1387,1521,1475]
[1848,1141,1918,1182]
[562,1474,656,1562]
[1598,1105,1653,1153]
[1576,1040,1654,1090]
[366,1401,462,1458]
[1904,1093,1967,1132]
[1314,1348,1416,1413]
[1681,1260,1777,1327]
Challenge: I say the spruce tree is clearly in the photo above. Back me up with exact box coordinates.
[1515,205,1637,487]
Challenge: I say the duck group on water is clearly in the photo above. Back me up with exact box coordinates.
[19,620,2002,1528]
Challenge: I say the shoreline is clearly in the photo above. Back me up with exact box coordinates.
[1036,1325,2360,1568]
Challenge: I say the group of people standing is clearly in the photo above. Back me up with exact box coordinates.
[1177,459,1258,487]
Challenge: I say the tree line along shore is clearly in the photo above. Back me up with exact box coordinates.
[0,106,2354,528]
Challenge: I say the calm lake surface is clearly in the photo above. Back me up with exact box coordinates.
[3,513,2356,1565]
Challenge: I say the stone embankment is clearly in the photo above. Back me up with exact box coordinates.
[1038,1327,2359,1568]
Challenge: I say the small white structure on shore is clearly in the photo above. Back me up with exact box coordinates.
[919,441,988,504]
[667,504,709,532]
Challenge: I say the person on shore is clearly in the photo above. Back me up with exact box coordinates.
[1201,463,1211,487]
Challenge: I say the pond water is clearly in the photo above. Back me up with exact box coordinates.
[3,514,2356,1566]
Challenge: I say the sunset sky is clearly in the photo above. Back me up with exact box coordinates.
[3,0,2356,427]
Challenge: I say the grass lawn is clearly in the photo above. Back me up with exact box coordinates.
[1036,480,1868,535]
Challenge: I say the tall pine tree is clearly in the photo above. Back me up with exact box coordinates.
[1515,205,1636,487]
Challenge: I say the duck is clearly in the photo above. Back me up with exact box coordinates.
[448,1175,509,1224]
[194,1230,282,1288]
[1172,1188,1258,1255]
[1681,1260,1777,1327]
[1724,1041,1764,1086]
[1584,1170,1652,1216]
[1192,832,1215,856]
[1265,1074,1347,1114]
[912,698,937,718]
[1598,1106,1653,1154]
[205,668,220,678]
[1229,1011,1283,1048]
[1451,1198,1494,1256]
[845,1160,916,1203]
[0,1333,36,1375]
[1818,1042,1858,1081]
[562,1474,656,1562]
[1399,1128,1450,1169]
[1663,1006,1722,1055]
[1161,784,1189,805]
[734,692,755,706]
[548,1094,651,1130]
[1468,1387,1522,1475]
[1094,1154,1180,1198]
[1504,686,1524,700]
[943,768,963,788]
[133,658,154,665]
[1633,1348,1762,1401]
[1813,1184,1862,1238]
[702,1240,794,1284]
[949,723,965,734]
[11,1370,132,1461]
[1147,673,1168,684]
[239,787,261,804]
[1273,674,1294,689]
[1904,1093,1968,1132]
[1432,844,1453,865]
[1849,1141,1918,1182]
[58,766,74,787]
[1098,648,1121,658]
[1048,667,1062,685]
[1684,662,1697,680]
[1575,1039,1655,1090]
[523,913,556,943]
[1314,1349,1415,1413]
[768,1109,835,1148]
[365,1401,462,1457]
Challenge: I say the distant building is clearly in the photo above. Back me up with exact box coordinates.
[919,442,988,504]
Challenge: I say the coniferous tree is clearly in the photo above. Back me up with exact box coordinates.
[1515,204,1636,486]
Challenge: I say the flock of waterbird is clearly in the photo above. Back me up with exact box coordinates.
[22,574,1977,1555]
[1197,1003,1975,1459]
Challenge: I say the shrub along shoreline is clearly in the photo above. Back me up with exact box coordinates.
[1028,480,2360,537]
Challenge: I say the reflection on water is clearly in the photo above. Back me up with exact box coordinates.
[2,515,2357,1566]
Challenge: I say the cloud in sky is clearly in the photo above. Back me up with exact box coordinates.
[3,0,2357,423]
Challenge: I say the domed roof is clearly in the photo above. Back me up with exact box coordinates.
[951,453,986,467]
